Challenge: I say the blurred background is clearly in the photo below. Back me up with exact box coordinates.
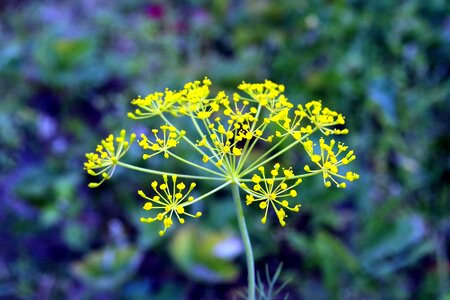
[1,0,450,299]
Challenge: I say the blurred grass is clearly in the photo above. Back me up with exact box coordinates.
[0,0,449,299]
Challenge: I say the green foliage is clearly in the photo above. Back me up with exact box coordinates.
[360,214,432,277]
[255,264,290,300]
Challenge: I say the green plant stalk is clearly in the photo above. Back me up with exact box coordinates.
[232,183,255,300]
[117,162,225,181]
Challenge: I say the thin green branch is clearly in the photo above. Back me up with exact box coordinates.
[232,183,255,300]
[117,162,226,181]
[159,113,212,160]
[181,180,231,206]
[167,150,225,177]
[236,103,262,172]
[241,128,318,177]
[239,170,322,182]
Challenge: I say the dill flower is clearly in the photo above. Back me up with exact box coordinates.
[138,175,201,236]
[240,164,302,226]
[138,124,186,159]
[84,129,136,188]
[85,78,359,229]
[128,89,181,119]
[303,137,359,188]
[85,78,360,300]
[237,80,292,114]
[298,100,348,135]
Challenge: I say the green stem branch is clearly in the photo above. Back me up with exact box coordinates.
[241,128,318,177]
[117,162,226,181]
[181,180,231,206]
[167,151,225,176]
[238,170,322,182]
[231,183,255,300]
[159,113,212,161]
[240,134,289,176]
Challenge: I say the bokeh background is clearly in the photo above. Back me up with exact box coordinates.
[1,0,450,299]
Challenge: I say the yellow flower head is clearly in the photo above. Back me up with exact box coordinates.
[176,78,217,117]
[128,89,181,119]
[84,129,136,188]
[297,101,348,136]
[303,137,359,188]
[196,91,278,169]
[138,124,186,159]
[238,80,291,113]
[240,164,302,226]
[139,175,201,236]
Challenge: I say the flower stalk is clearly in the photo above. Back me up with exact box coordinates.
[232,183,255,300]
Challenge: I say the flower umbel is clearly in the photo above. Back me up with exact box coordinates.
[303,137,359,188]
[128,89,181,118]
[84,129,136,188]
[240,164,302,226]
[298,100,348,136]
[138,124,186,159]
[85,78,359,228]
[139,175,201,236]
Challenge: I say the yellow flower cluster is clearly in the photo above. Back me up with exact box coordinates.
[176,78,215,117]
[298,101,348,136]
[196,96,274,168]
[238,80,294,130]
[128,78,214,119]
[128,89,181,119]
[85,78,359,230]
[238,80,292,113]
[138,124,186,159]
[139,175,201,236]
[84,129,136,188]
[303,137,359,188]
[240,164,302,226]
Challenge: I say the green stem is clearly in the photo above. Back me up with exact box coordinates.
[231,183,255,300]
[238,170,322,182]
[159,113,212,160]
[236,103,262,172]
[117,162,226,181]
[241,134,289,175]
[167,151,225,176]
[191,116,214,154]
[241,128,318,177]
[181,180,231,206]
